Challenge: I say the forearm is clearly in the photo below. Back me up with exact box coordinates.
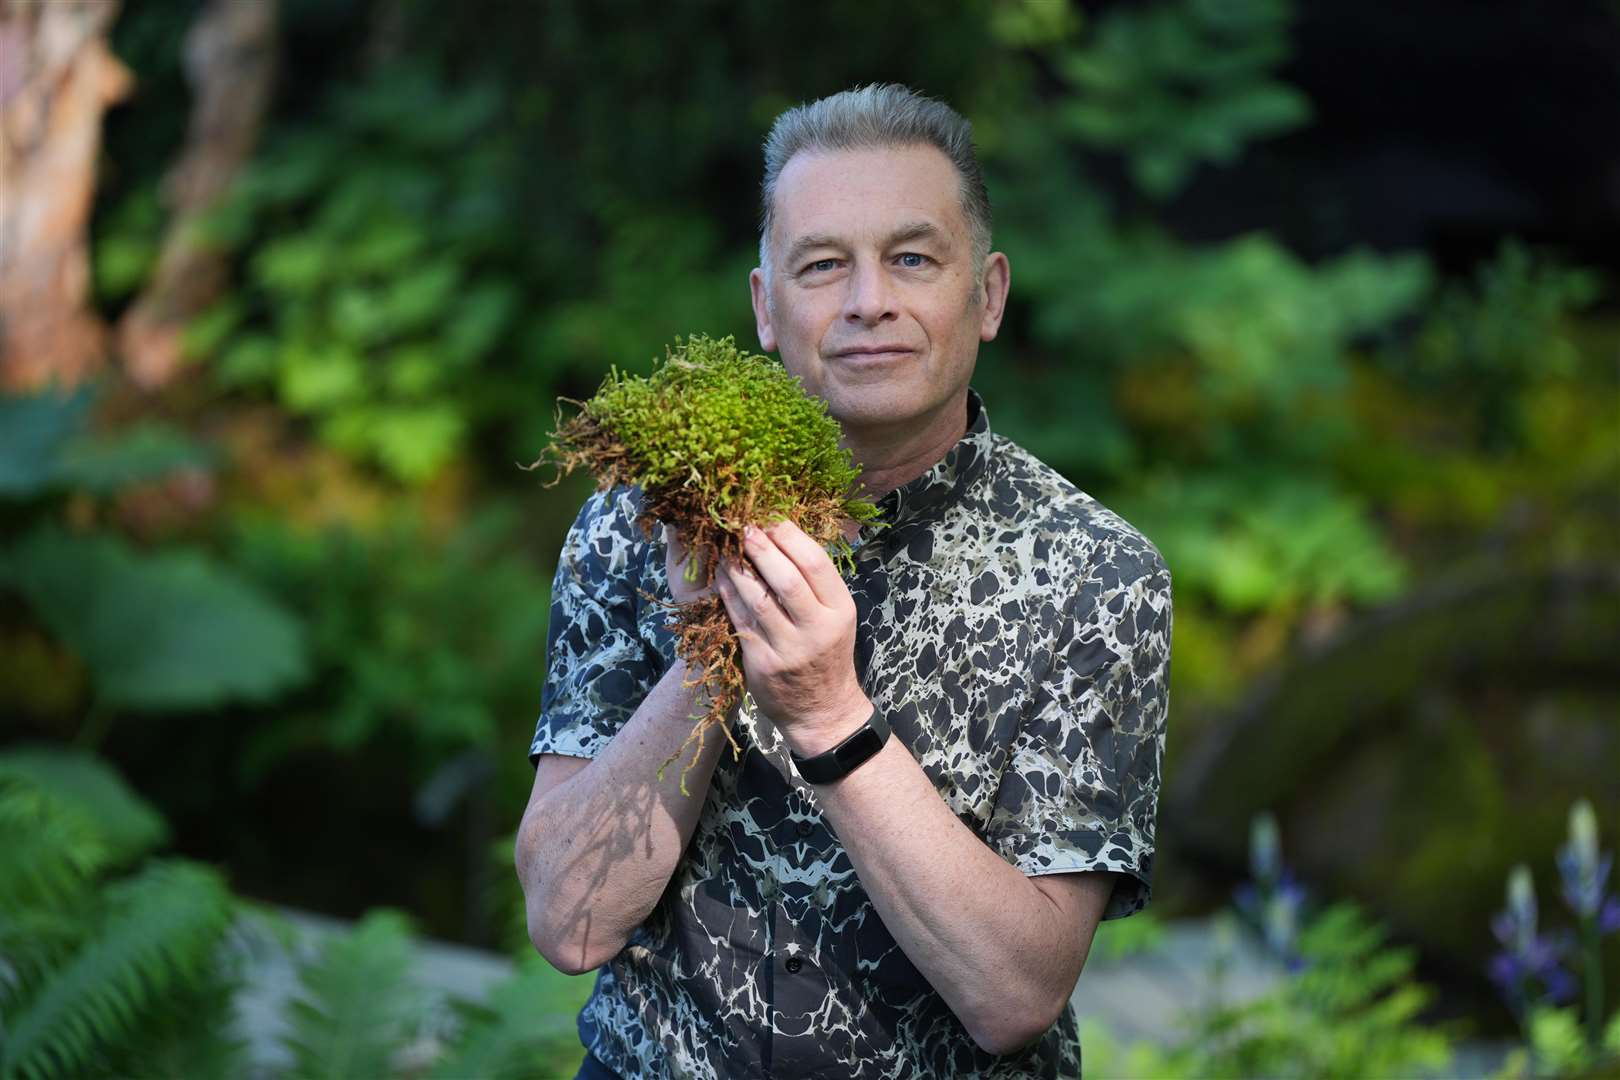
[516,659,728,974]
[813,729,1099,1053]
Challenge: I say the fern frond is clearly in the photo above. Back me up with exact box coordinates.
[108,947,251,1080]
[430,956,590,1079]
[281,909,427,1080]
[0,859,234,1080]
[0,905,95,1018]
[0,745,169,866]
[0,746,169,915]
[0,782,109,911]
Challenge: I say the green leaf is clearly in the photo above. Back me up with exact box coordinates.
[282,910,427,1080]
[0,386,94,498]
[253,234,332,293]
[3,528,309,711]
[217,334,279,388]
[278,342,369,413]
[53,423,214,494]
[182,299,247,361]
[368,405,466,483]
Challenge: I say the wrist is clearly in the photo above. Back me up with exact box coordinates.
[787,692,875,758]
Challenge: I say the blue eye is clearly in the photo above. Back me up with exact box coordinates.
[808,259,839,273]
[897,253,927,268]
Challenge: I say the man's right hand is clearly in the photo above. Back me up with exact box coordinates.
[664,526,715,604]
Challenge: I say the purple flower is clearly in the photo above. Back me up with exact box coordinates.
[1488,866,1577,1015]
[1600,897,1620,935]
[1543,964,1578,1005]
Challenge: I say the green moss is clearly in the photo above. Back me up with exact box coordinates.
[552,333,880,569]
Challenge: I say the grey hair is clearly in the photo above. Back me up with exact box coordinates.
[757,84,992,288]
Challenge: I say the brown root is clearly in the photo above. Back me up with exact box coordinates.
[656,595,745,795]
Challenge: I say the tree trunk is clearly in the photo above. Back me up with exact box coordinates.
[117,0,278,390]
[0,0,131,391]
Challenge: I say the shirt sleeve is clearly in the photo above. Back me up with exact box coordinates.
[984,533,1172,920]
[530,486,664,766]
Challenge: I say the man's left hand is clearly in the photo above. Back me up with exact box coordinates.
[714,520,871,755]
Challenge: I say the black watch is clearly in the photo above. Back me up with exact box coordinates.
[790,706,890,784]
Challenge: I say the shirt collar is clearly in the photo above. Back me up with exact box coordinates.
[863,388,994,533]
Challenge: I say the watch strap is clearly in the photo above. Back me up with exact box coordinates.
[790,705,890,784]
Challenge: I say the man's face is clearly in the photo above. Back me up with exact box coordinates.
[750,144,1009,444]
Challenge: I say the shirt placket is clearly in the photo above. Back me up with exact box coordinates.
[768,809,836,1079]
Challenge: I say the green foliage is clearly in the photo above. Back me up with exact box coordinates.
[0,748,168,905]
[2,527,307,711]
[0,748,240,1080]
[200,64,525,483]
[281,910,427,1080]
[0,387,95,498]
[1401,241,1606,452]
[0,386,308,719]
[0,748,597,1079]
[2,862,237,1080]
[224,503,553,780]
[430,957,593,1080]
[1083,903,1454,1079]
[1493,1007,1620,1079]
[1113,469,1406,613]
[93,186,165,304]
[0,387,213,499]
[1051,0,1311,197]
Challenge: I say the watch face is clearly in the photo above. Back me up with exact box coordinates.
[834,727,885,769]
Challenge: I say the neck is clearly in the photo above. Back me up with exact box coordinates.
[842,392,970,500]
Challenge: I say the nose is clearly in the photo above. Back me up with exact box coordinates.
[842,260,897,327]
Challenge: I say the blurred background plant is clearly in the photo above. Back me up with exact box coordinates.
[1,0,1616,1073]
[1083,811,1457,1078]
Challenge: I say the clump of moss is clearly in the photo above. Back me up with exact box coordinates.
[542,334,880,790]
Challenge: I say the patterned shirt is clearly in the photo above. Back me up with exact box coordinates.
[531,390,1172,1079]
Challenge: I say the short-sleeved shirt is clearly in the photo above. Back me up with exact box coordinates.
[532,390,1172,1079]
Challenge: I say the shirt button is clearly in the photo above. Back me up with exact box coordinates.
[785,956,803,974]
[796,821,814,838]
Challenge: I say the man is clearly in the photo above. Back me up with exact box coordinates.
[516,84,1172,1079]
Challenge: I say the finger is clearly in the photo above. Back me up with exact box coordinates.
[758,520,847,608]
[740,525,821,622]
[717,558,792,642]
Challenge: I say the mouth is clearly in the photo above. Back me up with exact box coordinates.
[829,346,916,362]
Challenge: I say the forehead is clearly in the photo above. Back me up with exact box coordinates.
[769,144,968,248]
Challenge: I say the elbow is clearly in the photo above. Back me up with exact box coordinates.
[515,830,622,976]
[532,934,613,977]
[524,899,624,976]
[963,990,1068,1057]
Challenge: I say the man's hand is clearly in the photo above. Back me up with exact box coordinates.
[714,520,870,755]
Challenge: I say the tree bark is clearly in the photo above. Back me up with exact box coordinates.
[117,0,277,390]
[0,0,131,391]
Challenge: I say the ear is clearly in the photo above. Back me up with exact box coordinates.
[978,252,1011,342]
[749,267,777,353]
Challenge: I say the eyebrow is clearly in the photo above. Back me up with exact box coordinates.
[782,220,948,269]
